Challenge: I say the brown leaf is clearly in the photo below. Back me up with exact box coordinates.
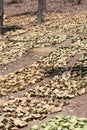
[13,119,27,127]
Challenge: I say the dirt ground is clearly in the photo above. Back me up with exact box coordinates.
[0,0,87,130]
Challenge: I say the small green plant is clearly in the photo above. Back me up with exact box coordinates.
[30,115,87,130]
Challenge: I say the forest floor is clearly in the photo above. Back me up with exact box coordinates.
[0,0,87,130]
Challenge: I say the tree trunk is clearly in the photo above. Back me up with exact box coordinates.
[38,0,47,25]
[0,0,3,35]
[38,0,43,25]
[42,0,47,15]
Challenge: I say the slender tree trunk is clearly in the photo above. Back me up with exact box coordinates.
[38,0,47,25]
[38,0,43,25]
[42,0,47,15]
[0,0,3,35]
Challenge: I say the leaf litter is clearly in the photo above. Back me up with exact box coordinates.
[0,11,87,65]
[0,11,87,130]
[0,37,87,96]
[0,41,87,129]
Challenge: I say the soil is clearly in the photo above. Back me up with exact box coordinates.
[0,0,87,130]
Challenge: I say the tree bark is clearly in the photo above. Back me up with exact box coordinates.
[38,0,43,25]
[0,0,3,35]
[38,0,47,25]
[42,0,47,15]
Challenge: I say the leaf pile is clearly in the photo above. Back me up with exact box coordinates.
[26,53,87,99]
[40,37,87,70]
[35,33,67,47]
[30,115,87,130]
[0,26,68,65]
[0,52,86,129]
[0,41,30,65]
[0,95,66,130]
[0,37,87,96]
[73,25,87,34]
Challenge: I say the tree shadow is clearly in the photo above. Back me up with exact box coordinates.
[3,25,23,34]
[45,65,87,79]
